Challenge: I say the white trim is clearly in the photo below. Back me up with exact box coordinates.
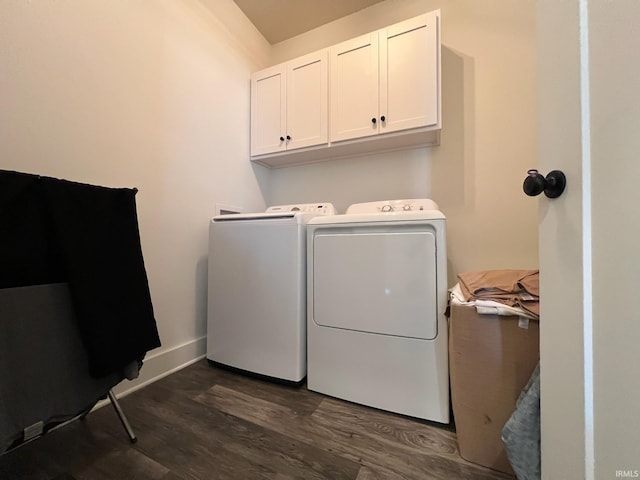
[93,335,207,410]
[579,0,595,478]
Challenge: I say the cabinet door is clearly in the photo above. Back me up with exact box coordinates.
[330,33,379,142]
[251,64,286,156]
[380,12,440,134]
[286,51,328,151]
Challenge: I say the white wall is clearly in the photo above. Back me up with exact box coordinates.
[0,0,540,393]
[268,0,539,281]
[0,0,271,389]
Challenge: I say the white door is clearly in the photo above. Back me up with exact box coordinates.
[380,11,439,134]
[250,64,286,156]
[330,32,379,142]
[286,50,328,151]
[538,1,640,478]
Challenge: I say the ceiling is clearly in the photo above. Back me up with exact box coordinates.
[232,0,386,44]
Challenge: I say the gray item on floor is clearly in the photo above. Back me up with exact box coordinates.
[501,362,541,480]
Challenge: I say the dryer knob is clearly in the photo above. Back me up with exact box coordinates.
[381,204,394,212]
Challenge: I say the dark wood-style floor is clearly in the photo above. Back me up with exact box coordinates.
[0,360,513,480]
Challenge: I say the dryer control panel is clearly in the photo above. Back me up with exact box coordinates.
[346,199,439,215]
[266,203,336,215]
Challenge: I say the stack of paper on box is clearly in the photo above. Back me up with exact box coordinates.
[453,269,539,319]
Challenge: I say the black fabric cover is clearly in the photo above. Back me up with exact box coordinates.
[0,169,161,378]
[0,171,64,287]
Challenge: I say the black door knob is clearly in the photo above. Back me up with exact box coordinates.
[380,115,386,122]
[371,117,377,124]
[523,169,567,198]
[286,135,291,140]
[279,136,285,142]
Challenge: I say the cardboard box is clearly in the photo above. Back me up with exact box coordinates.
[449,302,540,475]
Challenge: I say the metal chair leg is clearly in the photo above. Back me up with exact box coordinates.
[108,389,137,443]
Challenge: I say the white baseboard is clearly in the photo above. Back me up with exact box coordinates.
[95,335,207,409]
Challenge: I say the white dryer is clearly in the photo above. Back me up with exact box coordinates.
[207,202,335,383]
[306,199,449,422]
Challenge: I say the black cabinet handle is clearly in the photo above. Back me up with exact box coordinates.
[279,136,285,142]
[286,135,291,140]
[371,118,377,124]
[381,115,386,122]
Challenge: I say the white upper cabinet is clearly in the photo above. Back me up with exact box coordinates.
[287,53,329,151]
[251,64,286,156]
[330,32,380,142]
[382,12,440,134]
[250,51,328,156]
[331,12,440,143]
[250,10,441,167]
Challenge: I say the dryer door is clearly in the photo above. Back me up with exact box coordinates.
[312,225,438,340]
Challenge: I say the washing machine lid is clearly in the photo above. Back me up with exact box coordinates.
[213,202,335,223]
[213,211,306,223]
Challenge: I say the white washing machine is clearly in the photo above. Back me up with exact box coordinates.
[307,199,449,422]
[207,202,335,383]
